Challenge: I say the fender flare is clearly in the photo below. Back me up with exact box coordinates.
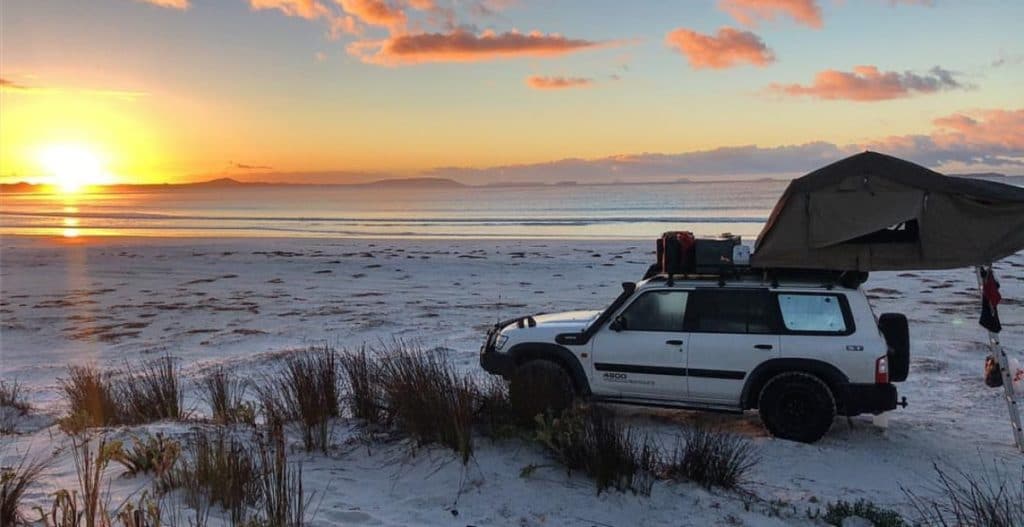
[507,342,592,396]
[740,358,849,410]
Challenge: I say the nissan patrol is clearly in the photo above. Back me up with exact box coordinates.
[480,272,909,443]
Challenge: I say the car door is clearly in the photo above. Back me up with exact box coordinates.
[684,288,780,405]
[589,289,689,400]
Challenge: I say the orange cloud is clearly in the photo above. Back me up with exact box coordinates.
[665,27,774,69]
[525,75,594,90]
[249,0,332,19]
[135,0,190,8]
[719,0,822,28]
[930,109,1024,152]
[337,0,406,30]
[348,29,610,65]
[769,65,965,101]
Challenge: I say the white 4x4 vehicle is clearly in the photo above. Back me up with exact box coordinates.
[481,272,909,443]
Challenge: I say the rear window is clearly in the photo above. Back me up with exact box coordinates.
[777,293,850,334]
[684,289,775,334]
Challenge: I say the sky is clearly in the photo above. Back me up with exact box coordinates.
[0,0,1022,185]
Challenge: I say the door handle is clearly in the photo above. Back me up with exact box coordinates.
[666,340,684,346]
[754,344,774,350]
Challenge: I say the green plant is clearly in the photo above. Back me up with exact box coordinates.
[663,425,759,490]
[1,450,50,525]
[822,499,908,527]
[111,433,180,484]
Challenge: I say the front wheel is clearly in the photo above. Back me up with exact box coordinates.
[509,360,575,423]
[758,372,836,443]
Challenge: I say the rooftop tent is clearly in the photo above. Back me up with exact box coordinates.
[751,151,1024,271]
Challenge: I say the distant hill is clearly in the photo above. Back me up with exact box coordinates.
[359,177,464,188]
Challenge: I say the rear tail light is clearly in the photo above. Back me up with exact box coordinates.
[875,355,890,384]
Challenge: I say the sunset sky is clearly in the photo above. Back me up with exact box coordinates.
[1,0,1021,185]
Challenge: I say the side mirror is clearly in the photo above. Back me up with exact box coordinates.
[609,316,625,332]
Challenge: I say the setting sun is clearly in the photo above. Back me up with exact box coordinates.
[37,144,112,192]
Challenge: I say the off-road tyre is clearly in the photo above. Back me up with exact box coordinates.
[758,372,836,443]
[509,360,575,423]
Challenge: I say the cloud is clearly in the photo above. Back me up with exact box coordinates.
[348,29,611,65]
[719,0,822,28]
[665,27,775,69]
[234,162,274,170]
[525,75,594,90]
[424,108,1023,183]
[0,78,33,91]
[768,65,965,101]
[134,0,190,8]
[248,0,332,19]
[337,0,406,30]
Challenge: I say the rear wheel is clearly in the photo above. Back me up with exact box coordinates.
[509,360,575,422]
[758,372,836,443]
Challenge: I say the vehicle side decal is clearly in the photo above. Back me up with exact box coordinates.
[595,362,745,380]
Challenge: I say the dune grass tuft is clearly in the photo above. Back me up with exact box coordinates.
[904,460,1024,527]
[259,346,340,452]
[119,355,184,423]
[59,364,124,430]
[201,367,255,425]
[663,425,759,491]
[1,450,50,526]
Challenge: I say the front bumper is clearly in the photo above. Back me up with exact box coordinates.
[841,383,899,416]
[480,351,516,378]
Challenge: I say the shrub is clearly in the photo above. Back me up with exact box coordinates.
[821,499,908,527]
[1,450,49,525]
[201,367,255,425]
[0,379,31,416]
[535,404,657,496]
[259,346,340,452]
[119,356,184,423]
[60,365,125,431]
[377,344,476,463]
[173,428,260,524]
[111,433,181,484]
[904,461,1024,527]
[338,348,385,425]
[663,425,759,490]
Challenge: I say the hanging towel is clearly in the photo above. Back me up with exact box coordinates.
[980,269,1002,333]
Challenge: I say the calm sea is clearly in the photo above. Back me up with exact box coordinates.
[0,180,788,239]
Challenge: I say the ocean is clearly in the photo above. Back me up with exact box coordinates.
[0,180,788,239]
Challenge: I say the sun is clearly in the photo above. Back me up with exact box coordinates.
[37,144,112,193]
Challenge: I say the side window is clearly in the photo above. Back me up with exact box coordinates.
[778,294,849,334]
[617,290,688,332]
[684,289,776,334]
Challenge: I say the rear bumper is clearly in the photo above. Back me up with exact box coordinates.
[841,383,899,416]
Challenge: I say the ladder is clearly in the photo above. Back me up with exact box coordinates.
[976,264,1024,452]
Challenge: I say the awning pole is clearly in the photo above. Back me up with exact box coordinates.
[976,264,1024,453]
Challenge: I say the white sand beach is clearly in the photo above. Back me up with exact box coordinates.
[2,235,1023,525]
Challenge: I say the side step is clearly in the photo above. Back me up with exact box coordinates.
[591,396,743,414]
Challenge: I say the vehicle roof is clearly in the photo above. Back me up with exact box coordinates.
[637,273,861,292]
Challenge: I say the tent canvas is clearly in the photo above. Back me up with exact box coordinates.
[751,151,1024,272]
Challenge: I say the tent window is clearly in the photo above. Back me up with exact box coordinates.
[848,219,920,244]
